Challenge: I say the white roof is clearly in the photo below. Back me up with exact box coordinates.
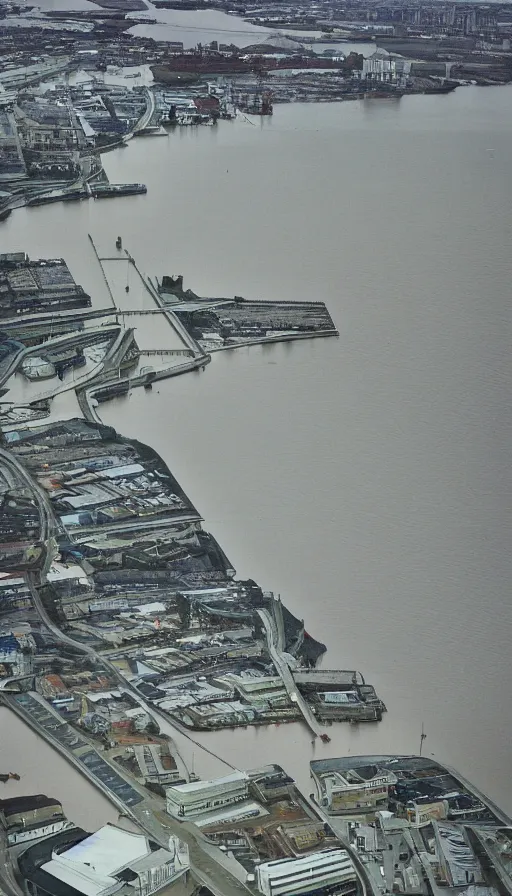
[134,602,166,615]
[43,824,151,896]
[168,771,248,795]
[47,563,89,585]
[42,855,119,896]
[102,463,144,479]
[124,707,150,719]
[194,800,268,828]
[62,825,149,872]
[86,690,122,703]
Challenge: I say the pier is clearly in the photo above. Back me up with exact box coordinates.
[88,233,116,308]
[256,607,323,739]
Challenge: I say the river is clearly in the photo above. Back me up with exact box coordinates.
[0,709,118,828]
[21,0,375,52]
[2,87,512,814]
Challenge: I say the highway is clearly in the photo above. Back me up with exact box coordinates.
[0,447,55,549]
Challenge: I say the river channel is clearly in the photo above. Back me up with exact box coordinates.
[2,87,512,814]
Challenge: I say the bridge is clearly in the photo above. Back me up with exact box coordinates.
[116,309,168,316]
[141,349,193,357]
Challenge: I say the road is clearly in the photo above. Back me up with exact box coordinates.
[74,511,202,540]
[0,447,55,548]
[23,574,250,896]
[4,688,250,896]
[0,827,26,896]
[134,88,156,133]
[0,438,247,896]
[256,607,322,738]
[0,449,306,896]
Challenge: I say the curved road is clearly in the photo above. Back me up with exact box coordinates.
[134,88,156,133]
[256,607,322,738]
[0,446,54,548]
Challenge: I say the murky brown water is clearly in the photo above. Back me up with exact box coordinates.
[2,89,512,814]
[0,709,118,828]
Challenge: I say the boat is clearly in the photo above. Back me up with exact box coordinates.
[91,183,147,199]
[134,125,168,137]
[422,81,458,94]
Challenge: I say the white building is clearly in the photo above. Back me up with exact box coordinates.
[8,818,73,845]
[166,771,249,819]
[256,849,356,896]
[362,50,411,85]
[42,823,189,896]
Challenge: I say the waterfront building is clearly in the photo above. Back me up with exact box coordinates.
[215,672,289,707]
[166,771,249,819]
[250,767,295,803]
[256,849,357,896]
[362,51,411,85]
[40,823,189,896]
[0,795,71,846]
[178,700,257,728]
[321,766,397,814]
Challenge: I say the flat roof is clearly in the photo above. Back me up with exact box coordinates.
[0,794,61,816]
[43,824,151,896]
[102,464,144,479]
[167,771,249,795]
[61,824,149,874]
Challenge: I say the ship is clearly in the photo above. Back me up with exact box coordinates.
[91,183,147,199]
[421,80,458,94]
[236,90,273,116]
